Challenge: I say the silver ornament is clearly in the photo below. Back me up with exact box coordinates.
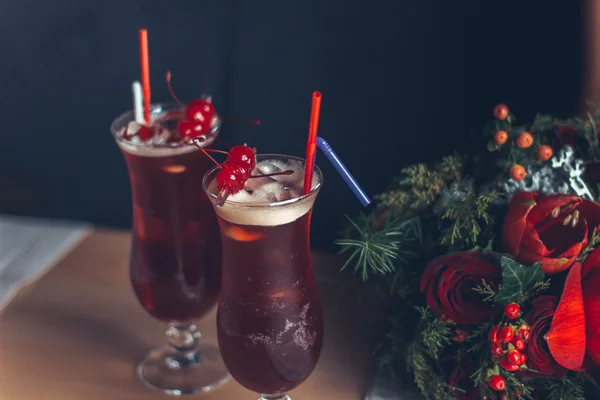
[503,145,593,202]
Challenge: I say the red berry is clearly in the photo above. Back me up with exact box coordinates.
[520,352,527,365]
[494,130,508,145]
[512,337,526,351]
[227,144,256,171]
[518,327,531,341]
[178,119,206,139]
[494,104,509,120]
[488,374,506,391]
[516,132,534,149]
[538,145,553,161]
[216,162,250,194]
[490,343,504,358]
[510,164,527,181]
[488,327,500,343]
[507,349,524,366]
[186,99,216,123]
[499,356,520,371]
[504,303,520,320]
[498,326,514,343]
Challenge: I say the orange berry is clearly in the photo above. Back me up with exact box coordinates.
[516,132,533,149]
[538,145,553,161]
[510,164,526,181]
[494,104,509,120]
[494,130,508,145]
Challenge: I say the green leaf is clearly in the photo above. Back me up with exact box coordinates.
[494,257,545,305]
[487,139,499,152]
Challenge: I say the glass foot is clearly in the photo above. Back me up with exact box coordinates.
[259,396,291,400]
[137,343,230,395]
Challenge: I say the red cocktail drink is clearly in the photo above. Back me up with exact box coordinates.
[111,103,229,395]
[123,144,221,322]
[203,155,324,400]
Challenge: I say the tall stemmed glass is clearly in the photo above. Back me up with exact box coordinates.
[111,103,229,395]
[203,154,324,400]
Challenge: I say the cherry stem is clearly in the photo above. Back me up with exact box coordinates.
[249,170,294,178]
[166,71,184,107]
[221,117,261,125]
[192,139,222,168]
[203,149,229,155]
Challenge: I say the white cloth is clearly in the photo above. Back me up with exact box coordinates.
[0,214,90,309]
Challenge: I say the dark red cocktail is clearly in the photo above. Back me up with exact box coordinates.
[124,146,221,322]
[112,103,229,395]
[203,155,324,400]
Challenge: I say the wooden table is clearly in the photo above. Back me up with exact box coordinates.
[0,230,374,399]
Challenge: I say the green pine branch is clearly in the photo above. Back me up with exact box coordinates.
[418,307,454,359]
[544,374,586,400]
[440,188,496,249]
[376,155,462,217]
[336,213,422,281]
[406,343,457,400]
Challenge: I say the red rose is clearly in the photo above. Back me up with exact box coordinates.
[525,296,567,378]
[547,247,600,370]
[502,192,600,274]
[555,125,578,147]
[420,252,501,325]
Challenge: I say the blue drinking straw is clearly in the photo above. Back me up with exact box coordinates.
[315,136,371,207]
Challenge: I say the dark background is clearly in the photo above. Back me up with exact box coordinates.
[0,0,583,250]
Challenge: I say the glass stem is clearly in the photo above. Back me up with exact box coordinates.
[259,395,290,400]
[165,322,202,368]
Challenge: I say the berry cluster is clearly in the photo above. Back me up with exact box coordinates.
[197,143,293,204]
[492,104,554,182]
[486,303,532,392]
[215,144,257,194]
[177,98,217,140]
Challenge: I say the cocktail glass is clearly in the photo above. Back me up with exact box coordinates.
[202,155,324,400]
[111,103,229,395]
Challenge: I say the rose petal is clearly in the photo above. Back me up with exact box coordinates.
[547,262,587,371]
[583,247,600,278]
[517,246,574,275]
[583,268,600,364]
[578,200,600,232]
[527,194,581,225]
[503,192,538,258]
[520,225,553,256]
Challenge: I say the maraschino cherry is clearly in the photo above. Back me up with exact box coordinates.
[193,141,293,205]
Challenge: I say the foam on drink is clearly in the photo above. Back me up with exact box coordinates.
[207,158,322,227]
[112,105,219,157]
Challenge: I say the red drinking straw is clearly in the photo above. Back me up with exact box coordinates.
[139,29,152,124]
[303,91,322,194]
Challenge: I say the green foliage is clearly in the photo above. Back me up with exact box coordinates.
[376,155,462,217]
[473,279,498,302]
[440,188,496,250]
[406,343,457,400]
[418,307,454,359]
[494,257,548,305]
[578,226,600,262]
[544,374,586,400]
[336,214,422,281]
[376,316,410,378]
[501,371,534,399]
[466,321,492,353]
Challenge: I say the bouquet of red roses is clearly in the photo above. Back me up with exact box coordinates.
[338,105,600,399]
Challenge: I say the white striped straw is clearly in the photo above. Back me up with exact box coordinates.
[132,81,144,124]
